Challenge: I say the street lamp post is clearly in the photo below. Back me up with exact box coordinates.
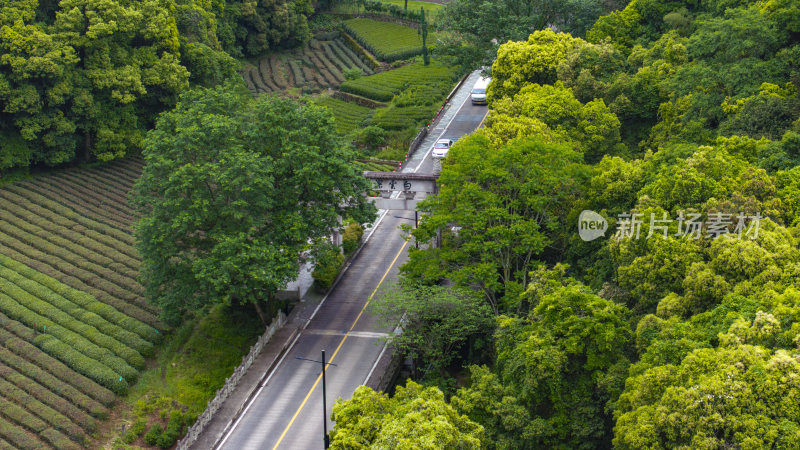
[295,350,337,449]
[321,350,329,449]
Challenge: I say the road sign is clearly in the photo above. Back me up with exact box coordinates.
[363,171,438,194]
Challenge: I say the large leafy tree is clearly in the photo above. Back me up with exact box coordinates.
[452,266,633,449]
[402,135,590,313]
[222,0,313,58]
[1,0,314,173]
[132,84,375,324]
[614,346,800,448]
[0,0,78,170]
[53,0,190,162]
[487,30,589,102]
[330,381,484,449]
[370,284,495,380]
[436,0,624,69]
[491,81,626,161]
[1,0,193,170]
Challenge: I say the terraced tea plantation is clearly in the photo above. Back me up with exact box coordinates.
[342,18,430,62]
[339,62,456,102]
[0,158,162,448]
[242,36,375,95]
[315,96,376,134]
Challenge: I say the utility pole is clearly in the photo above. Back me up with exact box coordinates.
[295,351,337,448]
[321,350,329,449]
[419,7,429,65]
[414,211,419,249]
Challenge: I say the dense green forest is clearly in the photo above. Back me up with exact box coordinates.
[0,0,311,172]
[332,0,800,448]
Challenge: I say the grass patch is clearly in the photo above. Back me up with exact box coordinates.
[124,304,263,415]
[342,18,434,62]
[104,303,265,447]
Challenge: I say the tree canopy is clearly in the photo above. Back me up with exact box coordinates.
[614,346,800,448]
[370,283,495,381]
[330,380,484,449]
[402,135,591,313]
[132,84,375,324]
[435,0,627,69]
[452,266,632,449]
[0,0,312,174]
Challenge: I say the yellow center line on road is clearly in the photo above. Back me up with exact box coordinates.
[477,108,490,128]
[271,239,410,450]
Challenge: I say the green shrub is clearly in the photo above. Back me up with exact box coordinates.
[0,378,85,442]
[34,334,129,394]
[310,13,337,32]
[361,0,428,21]
[0,285,140,379]
[343,67,363,80]
[393,82,451,107]
[123,418,147,444]
[342,223,364,255]
[339,82,395,102]
[340,62,457,102]
[372,104,438,130]
[312,242,345,292]
[40,428,80,450]
[355,125,387,148]
[0,221,143,295]
[0,415,47,449]
[340,32,381,70]
[0,397,47,432]
[144,424,163,446]
[157,410,185,448]
[0,208,138,272]
[0,187,134,246]
[1,369,95,434]
[315,97,375,135]
[0,236,163,334]
[0,267,147,366]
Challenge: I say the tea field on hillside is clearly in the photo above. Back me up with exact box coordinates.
[342,18,432,62]
[242,36,375,95]
[0,159,163,448]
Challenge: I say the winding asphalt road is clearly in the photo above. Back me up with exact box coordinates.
[212,70,488,450]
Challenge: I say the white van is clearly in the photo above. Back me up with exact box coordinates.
[470,77,490,105]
